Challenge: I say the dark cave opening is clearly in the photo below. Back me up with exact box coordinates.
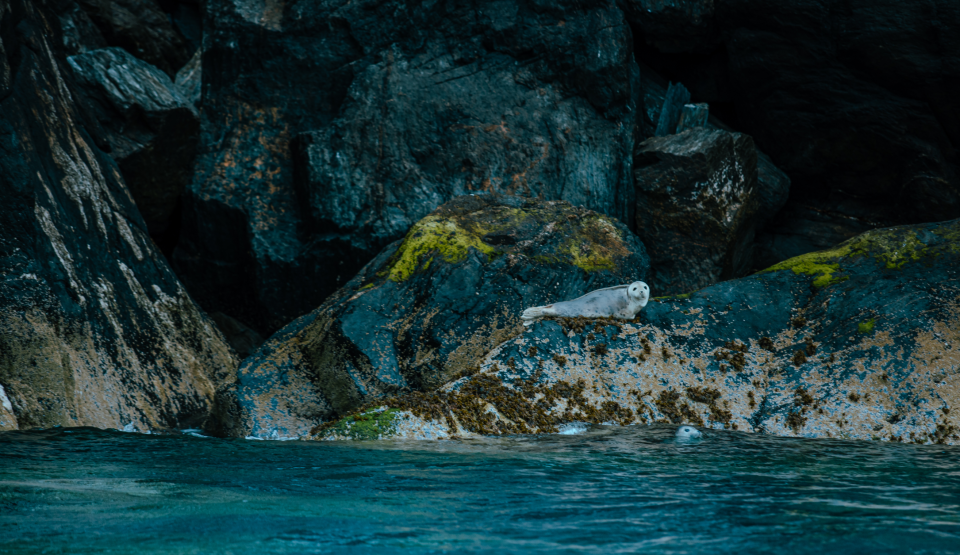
[150,194,183,263]
[629,23,743,136]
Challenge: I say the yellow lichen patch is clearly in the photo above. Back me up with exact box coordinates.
[562,217,626,272]
[385,216,498,282]
[760,249,849,288]
[760,220,960,286]
[383,202,635,282]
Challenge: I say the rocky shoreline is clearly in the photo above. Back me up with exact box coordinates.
[1,0,957,444]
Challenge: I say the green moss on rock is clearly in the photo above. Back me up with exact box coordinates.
[382,198,634,282]
[760,220,960,286]
[858,319,876,334]
[386,216,498,282]
[318,408,402,440]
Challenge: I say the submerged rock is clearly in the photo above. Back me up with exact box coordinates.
[223,195,650,439]
[67,47,199,235]
[316,219,960,445]
[634,127,760,296]
[0,0,237,432]
[176,0,640,335]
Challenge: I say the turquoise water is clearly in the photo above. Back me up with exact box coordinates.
[1,426,958,554]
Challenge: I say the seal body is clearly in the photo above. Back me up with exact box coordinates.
[521,282,650,326]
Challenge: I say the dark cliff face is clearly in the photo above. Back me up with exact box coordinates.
[0,0,236,432]
[174,0,642,336]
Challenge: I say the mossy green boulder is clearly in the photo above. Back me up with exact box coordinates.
[330,219,960,445]
[223,195,650,438]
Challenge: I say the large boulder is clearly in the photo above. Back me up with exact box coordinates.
[634,127,759,295]
[0,0,237,432]
[220,195,650,439]
[314,218,960,444]
[626,0,960,229]
[67,47,199,235]
[174,0,641,335]
[74,0,194,78]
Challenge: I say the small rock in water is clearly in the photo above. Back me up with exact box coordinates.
[675,426,702,440]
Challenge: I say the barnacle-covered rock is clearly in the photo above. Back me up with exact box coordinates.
[223,194,650,439]
[319,219,960,445]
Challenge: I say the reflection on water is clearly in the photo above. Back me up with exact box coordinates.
[1,425,959,554]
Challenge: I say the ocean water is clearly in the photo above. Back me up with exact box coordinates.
[1,425,958,554]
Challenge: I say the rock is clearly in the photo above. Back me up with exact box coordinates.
[175,0,641,335]
[676,103,708,133]
[628,0,960,228]
[634,127,759,295]
[0,0,237,432]
[55,0,107,56]
[754,150,791,227]
[208,312,264,360]
[74,0,194,78]
[174,48,201,109]
[638,67,789,225]
[653,81,691,136]
[223,194,650,439]
[67,47,199,235]
[318,219,960,445]
[752,199,890,271]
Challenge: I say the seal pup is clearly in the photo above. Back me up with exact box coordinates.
[521,281,650,327]
[675,425,702,440]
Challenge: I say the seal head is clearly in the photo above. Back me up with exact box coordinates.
[627,281,649,307]
[675,425,702,440]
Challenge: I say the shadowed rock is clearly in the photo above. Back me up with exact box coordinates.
[75,0,193,78]
[627,0,960,229]
[319,219,960,445]
[634,127,759,296]
[0,0,236,432]
[56,0,107,56]
[638,68,790,229]
[68,47,199,235]
[175,0,641,336]
[221,195,650,439]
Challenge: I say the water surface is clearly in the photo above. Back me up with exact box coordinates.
[1,425,958,554]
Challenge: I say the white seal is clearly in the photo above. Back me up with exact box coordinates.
[521,282,650,327]
[675,425,702,440]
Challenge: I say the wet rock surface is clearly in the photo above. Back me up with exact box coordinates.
[223,195,650,439]
[317,219,960,444]
[175,0,640,336]
[634,127,759,295]
[68,47,199,234]
[0,0,237,432]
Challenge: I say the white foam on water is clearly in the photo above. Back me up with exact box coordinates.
[557,422,589,435]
